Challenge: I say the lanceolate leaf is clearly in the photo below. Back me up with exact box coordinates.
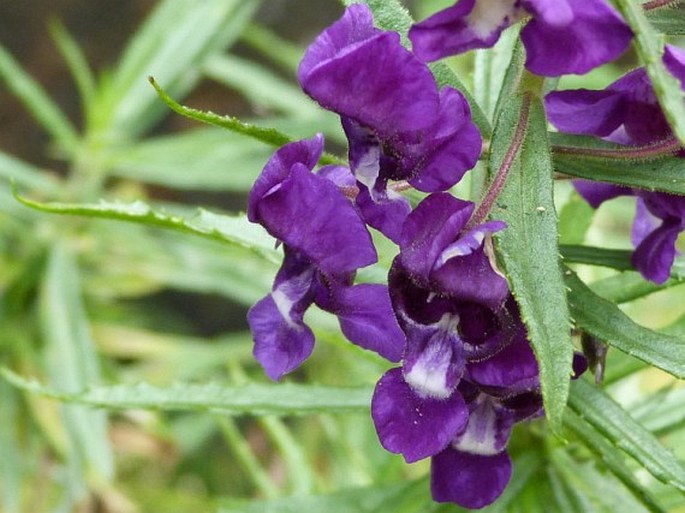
[340,0,491,137]
[565,269,685,379]
[14,193,280,263]
[1,369,373,416]
[491,93,573,432]
[614,0,685,145]
[560,245,633,271]
[646,3,685,36]
[564,410,667,513]
[568,379,685,492]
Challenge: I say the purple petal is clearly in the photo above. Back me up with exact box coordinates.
[317,164,357,189]
[522,0,572,26]
[405,87,482,192]
[299,4,439,136]
[255,162,377,276]
[632,219,682,284]
[521,0,632,76]
[545,89,626,137]
[632,197,660,247]
[431,448,512,508]
[247,252,316,380]
[467,332,539,395]
[372,368,468,463]
[402,315,466,399]
[355,185,412,244]
[573,179,632,209]
[435,221,507,269]
[248,135,323,222]
[453,394,516,455]
[664,45,685,88]
[399,193,474,283]
[409,0,515,62]
[325,283,406,362]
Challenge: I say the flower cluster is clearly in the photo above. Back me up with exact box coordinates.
[545,45,685,283]
[241,2,644,509]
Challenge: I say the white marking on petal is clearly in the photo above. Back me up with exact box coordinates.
[466,0,519,39]
[270,268,315,329]
[354,145,381,193]
[435,231,486,268]
[404,314,460,399]
[454,396,500,455]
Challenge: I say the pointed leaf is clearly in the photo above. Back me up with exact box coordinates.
[1,369,373,416]
[614,0,685,145]
[565,269,685,379]
[491,93,573,432]
[14,193,279,263]
[568,379,685,492]
[646,4,685,35]
[560,245,633,270]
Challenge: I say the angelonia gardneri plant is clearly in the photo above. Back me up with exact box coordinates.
[246,1,685,509]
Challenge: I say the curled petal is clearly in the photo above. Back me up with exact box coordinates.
[355,186,411,244]
[521,0,632,76]
[372,368,468,463]
[573,180,632,209]
[431,447,512,508]
[632,219,682,284]
[299,4,439,136]
[544,89,626,137]
[255,163,377,275]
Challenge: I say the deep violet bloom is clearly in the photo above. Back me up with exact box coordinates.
[409,0,633,77]
[247,135,405,379]
[545,46,685,283]
[298,4,481,243]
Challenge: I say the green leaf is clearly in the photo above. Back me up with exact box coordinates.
[646,3,685,35]
[148,78,344,166]
[564,409,667,513]
[552,136,685,195]
[13,193,280,263]
[614,0,685,145]
[239,23,304,73]
[0,150,62,195]
[568,379,685,492]
[558,191,595,245]
[491,93,573,432]
[1,369,374,416]
[560,245,633,270]
[108,127,273,191]
[0,381,22,513]
[632,387,685,435]
[565,269,685,379]
[219,479,431,513]
[40,244,114,487]
[589,271,684,305]
[203,54,320,118]
[0,44,78,153]
[340,0,491,137]
[104,0,261,139]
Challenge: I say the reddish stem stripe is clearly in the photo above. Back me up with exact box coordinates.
[553,135,681,161]
[643,0,680,11]
[467,93,533,229]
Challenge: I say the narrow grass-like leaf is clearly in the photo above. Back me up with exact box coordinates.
[239,23,304,73]
[491,94,573,432]
[589,271,684,305]
[564,409,667,513]
[560,245,633,270]
[632,387,685,434]
[0,151,62,194]
[565,269,685,378]
[203,55,319,118]
[48,20,96,120]
[1,369,373,416]
[614,0,685,145]
[340,0,491,137]
[0,381,22,513]
[40,244,114,486]
[149,77,344,166]
[569,379,685,492]
[105,0,261,138]
[0,45,78,152]
[14,192,280,263]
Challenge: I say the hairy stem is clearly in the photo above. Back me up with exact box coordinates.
[553,135,681,161]
[467,93,532,229]
[643,0,680,11]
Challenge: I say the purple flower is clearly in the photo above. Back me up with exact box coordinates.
[247,135,405,379]
[409,0,633,76]
[545,46,685,283]
[298,4,481,242]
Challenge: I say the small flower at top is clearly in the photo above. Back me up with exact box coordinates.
[545,45,685,283]
[247,135,405,379]
[409,0,633,77]
[298,4,481,243]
